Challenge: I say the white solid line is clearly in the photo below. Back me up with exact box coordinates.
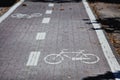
[0,0,24,23]
[26,51,40,66]
[36,32,46,40]
[42,18,51,24]
[48,3,54,7]
[45,10,52,14]
[83,0,120,80]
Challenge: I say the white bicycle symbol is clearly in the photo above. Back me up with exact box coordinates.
[11,13,42,19]
[44,49,100,65]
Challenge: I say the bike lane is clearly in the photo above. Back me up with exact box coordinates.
[0,0,119,80]
[41,3,113,80]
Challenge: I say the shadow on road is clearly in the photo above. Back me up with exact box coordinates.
[83,17,120,33]
[87,0,120,4]
[97,17,120,33]
[82,71,120,80]
[0,0,16,7]
[26,0,82,3]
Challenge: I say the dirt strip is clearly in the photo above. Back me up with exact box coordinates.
[0,7,9,16]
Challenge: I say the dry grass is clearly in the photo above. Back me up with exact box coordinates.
[0,7,9,16]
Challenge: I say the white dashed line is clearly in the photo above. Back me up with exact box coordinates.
[45,10,52,14]
[42,17,51,24]
[83,0,120,80]
[26,51,40,66]
[36,32,46,40]
[48,3,54,7]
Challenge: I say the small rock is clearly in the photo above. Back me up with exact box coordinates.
[22,4,27,6]
[60,8,64,11]
[67,75,72,79]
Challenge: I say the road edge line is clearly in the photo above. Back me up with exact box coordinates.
[82,0,120,79]
[0,0,24,23]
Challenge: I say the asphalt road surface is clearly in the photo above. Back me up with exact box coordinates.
[0,1,119,80]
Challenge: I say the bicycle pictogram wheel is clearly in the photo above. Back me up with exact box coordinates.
[44,54,64,64]
[81,54,100,64]
[11,13,29,19]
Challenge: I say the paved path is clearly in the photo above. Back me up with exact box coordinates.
[0,1,119,80]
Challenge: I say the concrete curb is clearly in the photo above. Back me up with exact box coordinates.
[83,0,120,80]
[0,0,24,23]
